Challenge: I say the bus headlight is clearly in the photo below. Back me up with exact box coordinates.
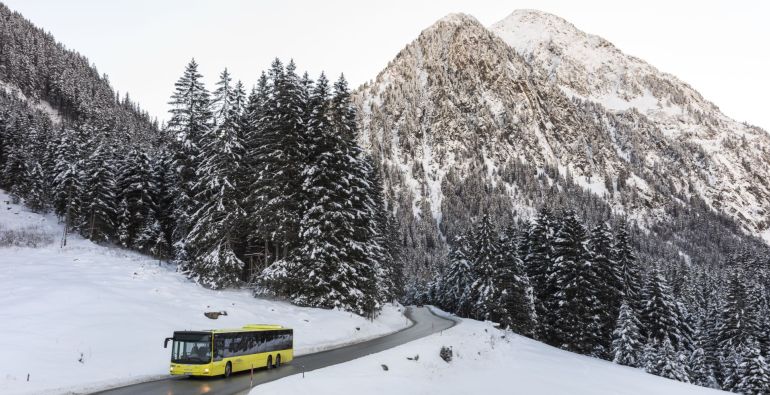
[204,368,209,373]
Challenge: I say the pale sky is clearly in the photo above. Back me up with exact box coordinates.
[4,0,769,130]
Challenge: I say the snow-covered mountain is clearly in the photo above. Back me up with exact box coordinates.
[353,11,770,278]
[492,9,770,241]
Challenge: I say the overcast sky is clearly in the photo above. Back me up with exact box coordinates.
[4,0,768,130]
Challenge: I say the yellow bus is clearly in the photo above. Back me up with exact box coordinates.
[164,324,293,377]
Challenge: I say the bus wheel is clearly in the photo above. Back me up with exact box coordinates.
[276,354,282,368]
[266,356,272,370]
[224,362,232,378]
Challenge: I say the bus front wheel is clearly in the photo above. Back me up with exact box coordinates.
[266,356,272,370]
[224,362,232,378]
[276,354,281,368]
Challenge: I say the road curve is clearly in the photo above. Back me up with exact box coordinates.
[92,306,457,395]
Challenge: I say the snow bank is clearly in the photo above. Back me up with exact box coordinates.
[0,191,409,395]
[251,309,724,395]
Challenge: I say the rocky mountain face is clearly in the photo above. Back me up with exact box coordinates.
[492,10,770,240]
[352,11,770,280]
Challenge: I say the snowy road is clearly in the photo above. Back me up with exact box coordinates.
[92,307,456,395]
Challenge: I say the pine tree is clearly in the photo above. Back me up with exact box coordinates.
[51,127,84,232]
[80,141,116,243]
[440,233,475,316]
[722,346,744,392]
[648,338,690,383]
[368,158,403,302]
[494,225,536,335]
[183,69,247,288]
[675,301,696,353]
[640,268,682,350]
[466,214,500,321]
[241,73,271,271]
[332,75,383,317]
[546,210,602,355]
[135,210,160,253]
[116,196,130,248]
[1,140,26,196]
[612,302,644,367]
[116,149,156,248]
[589,222,622,355]
[248,59,308,262]
[24,161,48,213]
[613,224,643,312]
[688,343,718,388]
[211,68,234,127]
[166,59,212,263]
[641,341,657,374]
[736,339,770,394]
[718,270,761,354]
[0,115,33,196]
[523,207,554,339]
[149,150,176,259]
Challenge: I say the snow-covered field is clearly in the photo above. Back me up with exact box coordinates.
[252,308,725,395]
[0,191,409,395]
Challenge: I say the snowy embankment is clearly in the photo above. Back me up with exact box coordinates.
[252,307,725,395]
[0,191,410,395]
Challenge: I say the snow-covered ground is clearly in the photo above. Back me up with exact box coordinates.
[0,191,410,395]
[251,308,725,395]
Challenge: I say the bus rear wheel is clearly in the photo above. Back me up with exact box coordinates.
[224,362,232,378]
[266,356,272,370]
[276,354,281,368]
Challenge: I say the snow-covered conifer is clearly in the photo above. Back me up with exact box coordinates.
[648,338,690,383]
[640,268,682,350]
[612,302,643,367]
[547,210,602,355]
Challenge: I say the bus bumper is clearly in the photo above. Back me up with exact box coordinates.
[170,363,214,376]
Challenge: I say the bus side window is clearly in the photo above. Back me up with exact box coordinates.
[281,331,291,350]
[277,332,285,350]
[223,334,234,358]
[213,336,225,361]
[246,332,257,355]
[255,331,264,353]
[233,333,246,355]
[268,331,277,351]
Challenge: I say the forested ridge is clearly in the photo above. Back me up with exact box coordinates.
[421,208,770,392]
[0,3,403,317]
[1,57,404,317]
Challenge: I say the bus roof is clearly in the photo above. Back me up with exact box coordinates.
[174,325,291,335]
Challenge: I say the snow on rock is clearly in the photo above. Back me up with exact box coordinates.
[252,308,725,395]
[0,190,409,395]
[762,228,770,244]
[0,79,62,125]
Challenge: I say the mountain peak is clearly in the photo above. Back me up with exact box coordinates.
[500,9,578,30]
[435,12,480,26]
[492,9,617,69]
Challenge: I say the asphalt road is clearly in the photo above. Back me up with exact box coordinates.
[92,306,457,395]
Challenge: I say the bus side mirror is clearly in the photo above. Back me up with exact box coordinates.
[164,337,173,348]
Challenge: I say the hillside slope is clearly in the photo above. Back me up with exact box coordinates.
[0,2,157,136]
[253,308,725,395]
[0,190,409,395]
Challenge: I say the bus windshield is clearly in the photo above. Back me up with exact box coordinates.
[172,333,211,364]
